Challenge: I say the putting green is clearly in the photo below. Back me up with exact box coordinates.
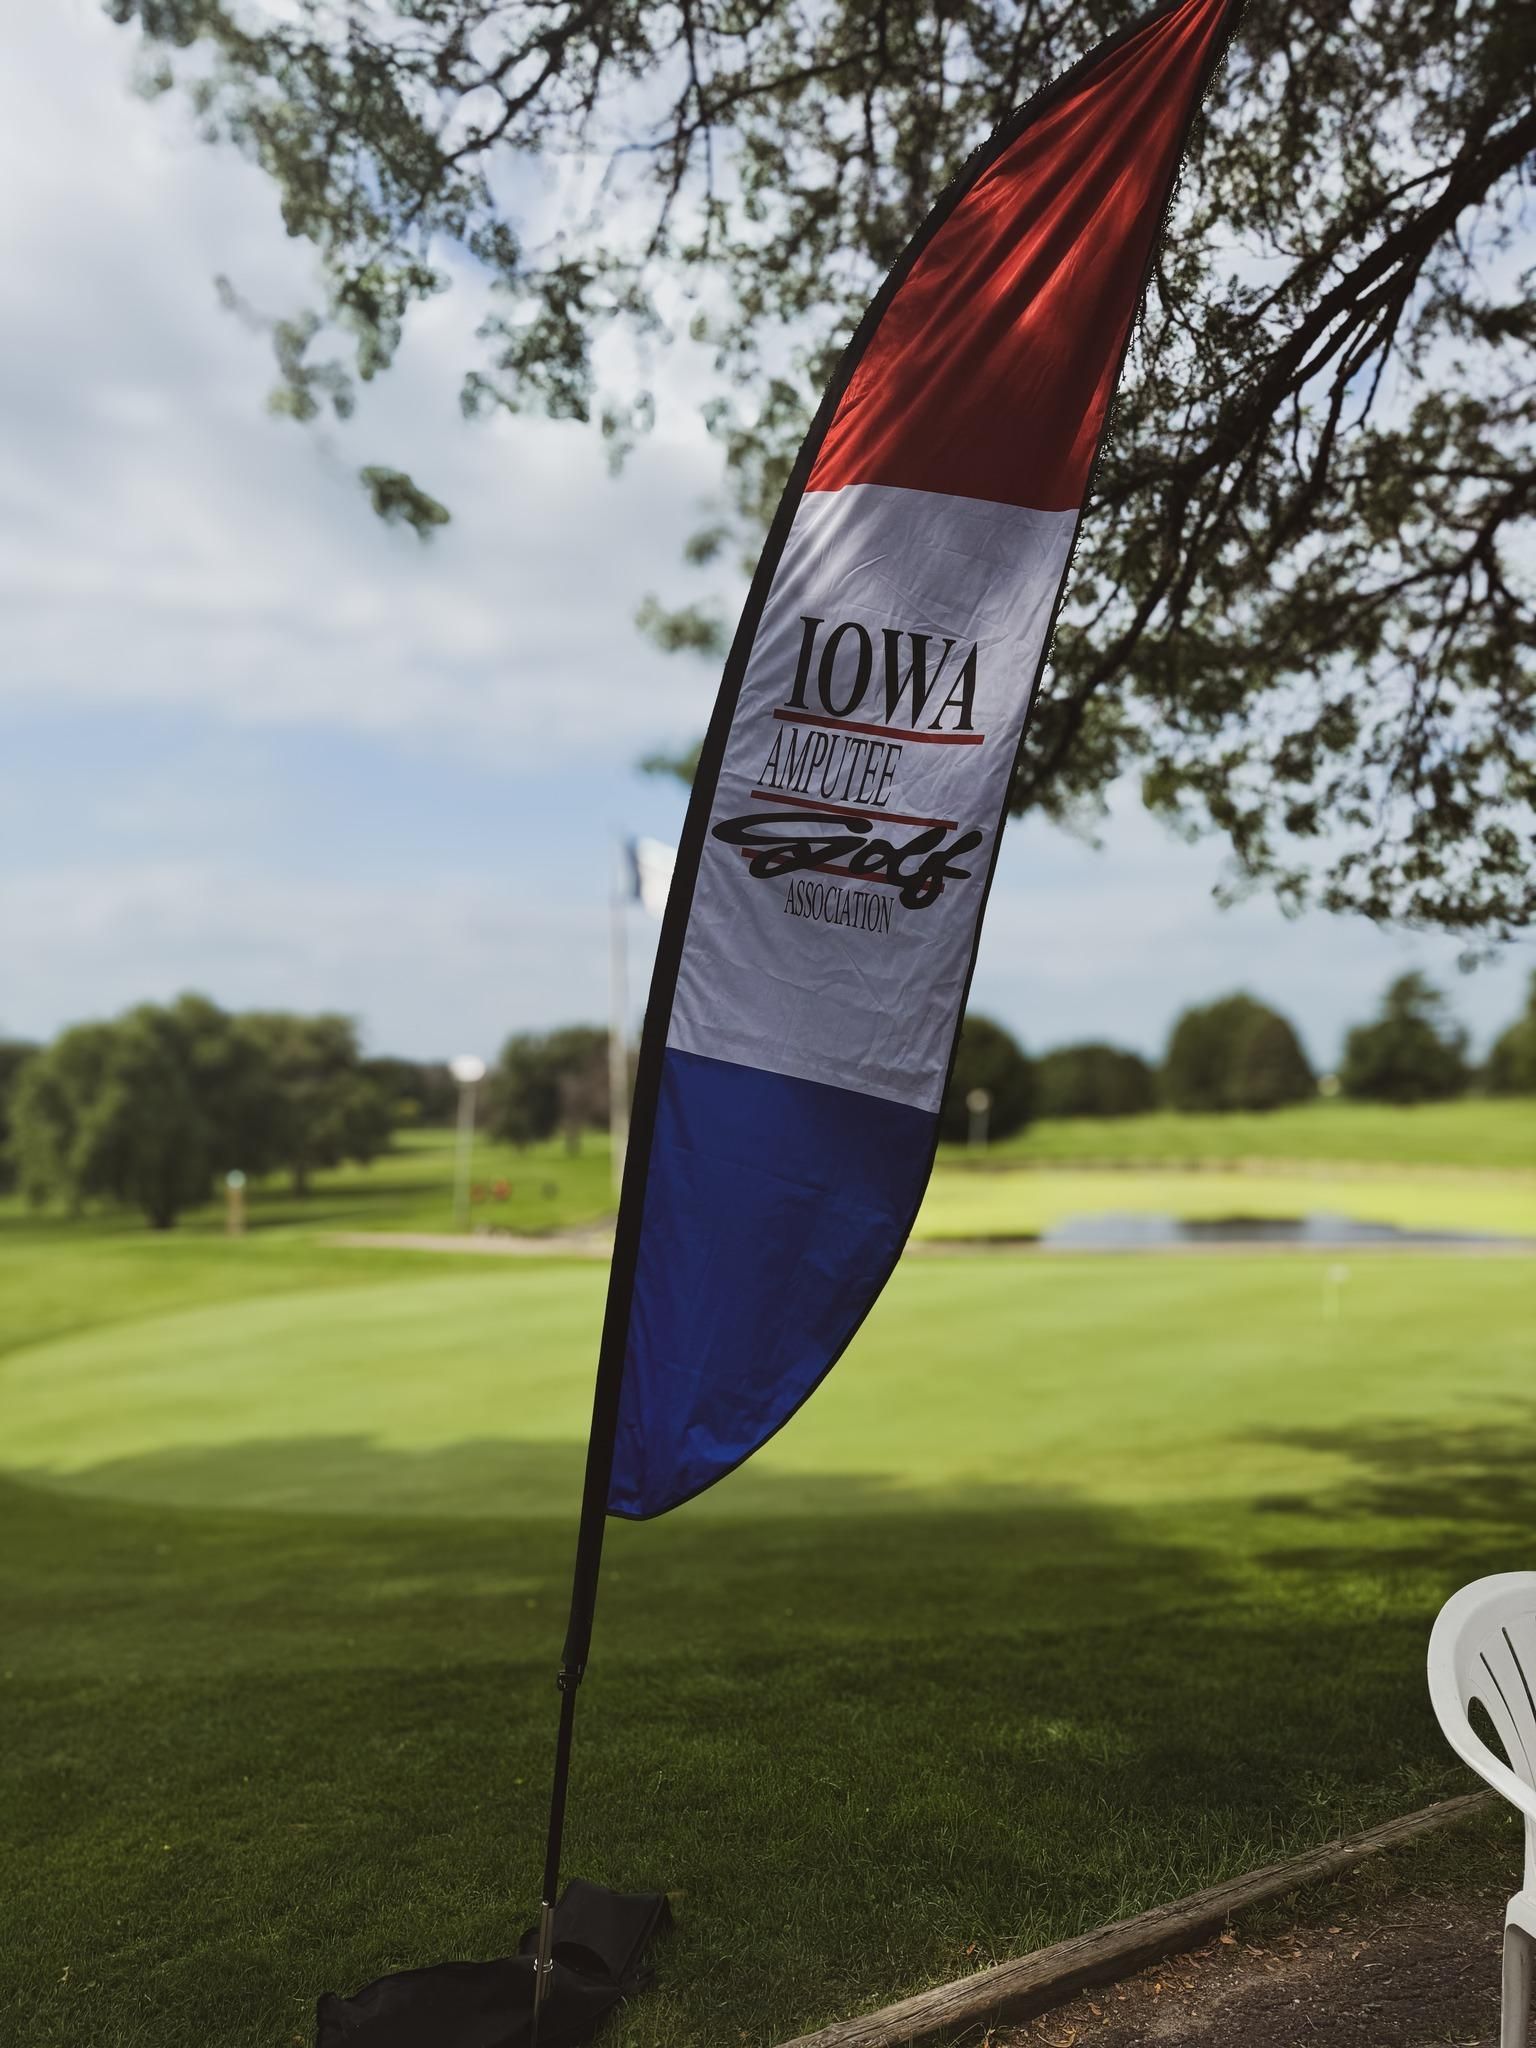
[4,1254,1532,1521]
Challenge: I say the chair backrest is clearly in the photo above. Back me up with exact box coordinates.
[1428,1572,1536,1889]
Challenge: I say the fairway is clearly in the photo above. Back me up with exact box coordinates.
[917,1162,1536,1240]
[4,1252,1536,1517]
[3,1227,1531,2045]
[953,1096,1536,1170]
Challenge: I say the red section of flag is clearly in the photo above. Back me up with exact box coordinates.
[807,0,1230,513]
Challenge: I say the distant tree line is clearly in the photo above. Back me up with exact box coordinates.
[2,997,429,1228]
[472,974,1536,1144]
[939,969,1536,1144]
[6,971,1531,1208]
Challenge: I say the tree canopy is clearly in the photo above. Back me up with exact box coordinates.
[11,997,273,1228]
[239,1011,394,1192]
[108,0,1536,934]
[12,997,397,1226]
[1163,992,1314,1112]
[361,1055,459,1125]
[1485,971,1536,1095]
[939,1013,1034,1144]
[0,1040,38,1193]
[1339,970,1469,1102]
[486,1025,611,1149]
[1035,1042,1157,1119]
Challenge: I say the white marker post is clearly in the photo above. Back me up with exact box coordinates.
[449,1054,486,1234]
[966,1087,992,1149]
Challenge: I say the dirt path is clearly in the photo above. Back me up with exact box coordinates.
[1001,1885,1507,2048]
[327,1227,614,1257]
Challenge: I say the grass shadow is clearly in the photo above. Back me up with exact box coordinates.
[0,1425,1497,2048]
[1249,1402,1536,1582]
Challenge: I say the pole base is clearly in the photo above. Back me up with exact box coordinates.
[314,1882,671,2047]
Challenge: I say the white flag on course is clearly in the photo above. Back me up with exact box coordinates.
[627,838,676,921]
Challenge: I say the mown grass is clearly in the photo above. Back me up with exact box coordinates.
[0,1127,615,1242]
[7,1100,1528,1258]
[916,1164,1536,1240]
[3,1223,1530,2046]
[950,1097,1536,1171]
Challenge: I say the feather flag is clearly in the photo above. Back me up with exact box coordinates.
[322,7,1245,2035]
[591,0,1237,1522]
[520,10,1243,2027]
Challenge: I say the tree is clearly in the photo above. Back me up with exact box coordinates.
[1163,993,1313,1112]
[361,1056,458,1126]
[239,1012,394,1193]
[1231,1010,1315,1114]
[1340,972,1469,1104]
[486,1027,610,1150]
[0,1040,38,1193]
[11,996,274,1228]
[1486,973,1536,1096]
[109,0,1536,934]
[939,1015,1034,1145]
[1035,1042,1157,1120]
[486,1035,559,1148]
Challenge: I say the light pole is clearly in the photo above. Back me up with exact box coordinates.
[966,1086,992,1149]
[449,1053,486,1233]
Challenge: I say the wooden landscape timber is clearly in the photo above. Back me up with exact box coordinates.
[775,1792,1493,2048]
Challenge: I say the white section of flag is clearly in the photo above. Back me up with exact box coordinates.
[666,483,1074,1112]
[630,837,676,920]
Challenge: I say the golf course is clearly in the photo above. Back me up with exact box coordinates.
[3,1105,1533,2045]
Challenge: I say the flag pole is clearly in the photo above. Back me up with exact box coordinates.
[607,842,630,1201]
[534,839,641,2026]
[529,1101,658,2031]
[529,1307,640,2033]
[528,1408,616,2034]
[533,837,693,2031]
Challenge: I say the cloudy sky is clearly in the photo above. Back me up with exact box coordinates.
[3,2,1530,1071]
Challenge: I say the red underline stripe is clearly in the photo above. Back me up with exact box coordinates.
[749,789,957,831]
[808,862,926,889]
[735,850,931,891]
[772,708,985,746]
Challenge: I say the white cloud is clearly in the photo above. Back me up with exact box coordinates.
[0,3,729,764]
[3,816,1526,1064]
[0,860,650,1054]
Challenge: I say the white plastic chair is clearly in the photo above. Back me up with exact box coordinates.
[1428,1573,1536,2048]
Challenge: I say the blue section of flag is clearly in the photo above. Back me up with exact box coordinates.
[608,1048,936,1519]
